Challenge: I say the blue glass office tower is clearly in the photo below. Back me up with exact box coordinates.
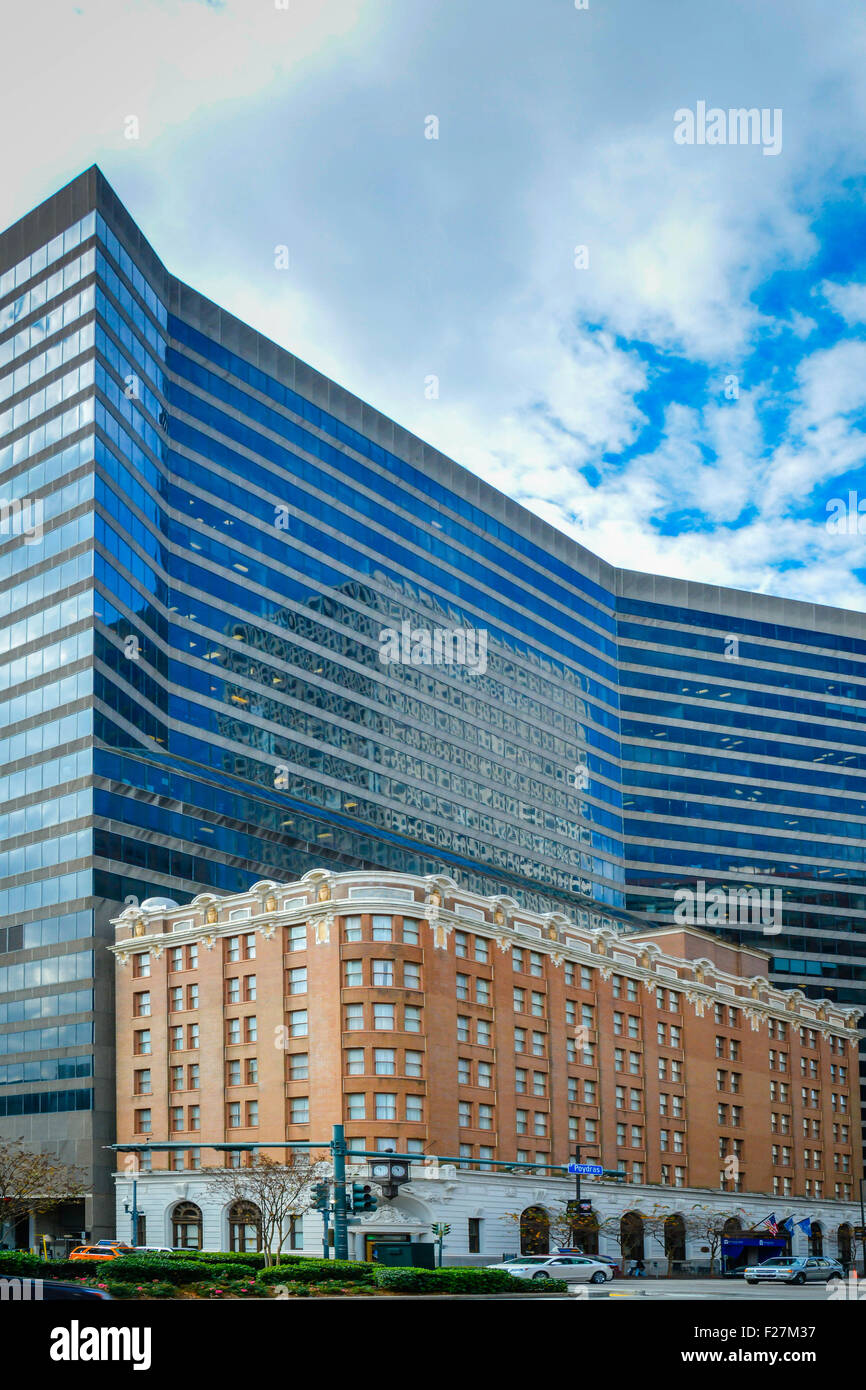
[1,167,864,1234]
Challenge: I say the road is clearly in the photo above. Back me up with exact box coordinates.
[567,1277,858,1301]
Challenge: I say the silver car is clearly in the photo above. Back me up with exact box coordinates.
[744,1256,844,1286]
[488,1254,614,1283]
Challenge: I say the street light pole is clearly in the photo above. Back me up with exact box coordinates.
[333,1124,348,1261]
[860,1176,865,1279]
[129,1175,138,1247]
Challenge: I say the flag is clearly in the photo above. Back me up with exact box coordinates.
[796,1217,811,1236]
[762,1212,779,1236]
[780,1217,794,1235]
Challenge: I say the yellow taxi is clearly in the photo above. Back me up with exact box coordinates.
[68,1242,135,1262]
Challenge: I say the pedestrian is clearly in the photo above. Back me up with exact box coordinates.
[628,1258,646,1277]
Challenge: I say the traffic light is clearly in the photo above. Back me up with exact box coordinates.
[350,1182,377,1212]
[312,1181,330,1213]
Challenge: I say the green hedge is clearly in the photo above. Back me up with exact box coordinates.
[180,1251,269,1270]
[106,1256,255,1284]
[257,1259,375,1286]
[373,1266,569,1294]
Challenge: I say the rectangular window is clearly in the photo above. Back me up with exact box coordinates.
[343,916,362,942]
[287,924,306,951]
[247,1100,259,1126]
[134,1069,151,1095]
[374,1004,395,1029]
[371,915,392,941]
[290,1096,309,1124]
[134,992,151,1018]
[244,1017,257,1043]
[227,979,240,1005]
[290,1053,309,1080]
[406,1095,423,1122]
[403,961,421,989]
[135,1109,152,1134]
[478,1104,493,1130]
[402,918,420,944]
[188,1024,200,1049]
[404,1005,421,1032]
[135,1030,152,1055]
[345,1048,364,1075]
[372,959,394,986]
[227,1018,241,1045]
[345,1004,364,1030]
[455,931,468,957]
[133,953,150,978]
[344,959,363,987]
[288,967,307,995]
[290,1010,308,1037]
[405,1050,423,1077]
[243,977,255,1003]
[346,1093,365,1119]
[474,937,488,963]
[188,1105,200,1132]
[374,1048,396,1075]
[227,1059,241,1086]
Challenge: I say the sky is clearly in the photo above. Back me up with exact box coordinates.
[3,0,866,611]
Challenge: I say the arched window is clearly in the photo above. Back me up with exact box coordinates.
[620,1211,644,1261]
[172,1201,203,1250]
[838,1224,853,1268]
[723,1216,742,1235]
[229,1200,262,1253]
[665,1214,686,1267]
[571,1207,599,1255]
[520,1206,550,1255]
[809,1222,823,1257]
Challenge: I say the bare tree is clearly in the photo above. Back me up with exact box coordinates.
[0,1137,86,1242]
[203,1152,327,1266]
[689,1203,749,1276]
[504,1202,603,1254]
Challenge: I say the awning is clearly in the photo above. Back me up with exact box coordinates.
[721,1236,787,1260]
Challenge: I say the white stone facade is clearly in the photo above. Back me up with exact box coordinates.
[115,1165,861,1272]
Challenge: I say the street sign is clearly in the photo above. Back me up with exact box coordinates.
[568,1162,603,1176]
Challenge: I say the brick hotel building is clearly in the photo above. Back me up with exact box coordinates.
[110,871,863,1265]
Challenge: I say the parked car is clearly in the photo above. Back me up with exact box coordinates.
[68,1243,135,1262]
[132,1246,176,1255]
[744,1256,844,1286]
[488,1254,614,1283]
[14,1279,113,1300]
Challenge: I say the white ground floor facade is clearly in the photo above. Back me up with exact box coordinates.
[114,1166,863,1273]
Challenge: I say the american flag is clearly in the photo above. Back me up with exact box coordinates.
[763,1212,779,1236]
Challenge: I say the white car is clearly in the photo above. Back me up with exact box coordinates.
[488,1254,614,1283]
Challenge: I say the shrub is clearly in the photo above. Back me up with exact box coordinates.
[0,1252,42,1275]
[107,1256,255,1285]
[104,1281,177,1300]
[373,1266,568,1294]
[185,1278,261,1299]
[257,1259,375,1286]
[182,1251,268,1271]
